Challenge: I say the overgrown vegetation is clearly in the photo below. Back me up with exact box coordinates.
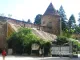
[7,28,51,55]
[56,36,68,45]
[53,36,80,53]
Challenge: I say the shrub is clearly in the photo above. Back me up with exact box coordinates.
[56,36,68,45]
[68,38,80,51]
[7,28,52,55]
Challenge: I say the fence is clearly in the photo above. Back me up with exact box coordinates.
[51,45,72,57]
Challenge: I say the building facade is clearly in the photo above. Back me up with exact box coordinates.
[0,17,7,50]
[41,3,61,35]
[0,3,61,50]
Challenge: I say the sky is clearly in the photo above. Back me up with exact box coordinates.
[0,0,80,23]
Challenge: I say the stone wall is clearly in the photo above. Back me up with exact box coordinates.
[0,20,7,49]
[41,15,61,35]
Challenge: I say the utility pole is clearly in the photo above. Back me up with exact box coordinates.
[60,17,62,36]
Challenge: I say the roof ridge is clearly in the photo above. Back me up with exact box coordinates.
[43,2,59,15]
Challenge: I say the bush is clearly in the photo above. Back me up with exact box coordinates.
[43,41,51,56]
[68,38,80,51]
[7,28,38,54]
[54,36,80,54]
[7,28,51,55]
[56,36,69,45]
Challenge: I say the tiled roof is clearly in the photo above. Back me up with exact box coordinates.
[43,3,59,15]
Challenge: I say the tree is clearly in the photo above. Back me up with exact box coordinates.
[68,14,76,29]
[7,28,38,54]
[59,5,67,31]
[56,36,68,45]
[74,26,80,34]
[34,14,42,25]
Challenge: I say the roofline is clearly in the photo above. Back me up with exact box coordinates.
[0,16,32,24]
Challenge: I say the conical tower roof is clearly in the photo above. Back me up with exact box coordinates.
[43,3,59,15]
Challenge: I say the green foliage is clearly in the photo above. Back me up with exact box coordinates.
[59,5,67,31]
[68,14,76,28]
[59,5,67,20]
[56,36,80,46]
[18,27,32,35]
[55,36,80,52]
[7,32,23,54]
[62,30,71,38]
[56,36,68,45]
[62,28,75,38]
[61,14,76,38]
[7,27,51,54]
[34,14,42,25]
[74,26,80,34]
[68,38,80,51]
[61,18,67,31]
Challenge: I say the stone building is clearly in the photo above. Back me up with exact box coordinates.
[0,16,33,51]
[41,3,61,35]
[0,16,57,54]
[0,17,7,51]
[0,3,61,51]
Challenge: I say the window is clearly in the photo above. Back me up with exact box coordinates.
[47,22,52,29]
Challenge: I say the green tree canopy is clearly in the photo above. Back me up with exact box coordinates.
[59,5,67,31]
[59,5,67,20]
[68,14,76,28]
[34,14,42,25]
[74,26,80,34]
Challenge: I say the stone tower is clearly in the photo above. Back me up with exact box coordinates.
[41,3,61,35]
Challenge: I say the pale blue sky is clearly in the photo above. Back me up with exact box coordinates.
[0,0,80,23]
